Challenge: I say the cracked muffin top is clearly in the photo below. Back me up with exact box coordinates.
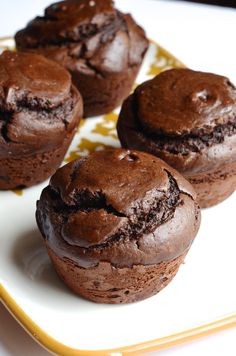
[117,68,236,173]
[15,0,148,74]
[134,68,236,136]
[0,50,82,156]
[36,149,201,268]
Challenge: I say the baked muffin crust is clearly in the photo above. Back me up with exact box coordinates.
[15,0,148,117]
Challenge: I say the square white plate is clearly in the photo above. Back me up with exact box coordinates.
[0,35,236,355]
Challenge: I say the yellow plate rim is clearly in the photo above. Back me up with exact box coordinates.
[1,285,236,356]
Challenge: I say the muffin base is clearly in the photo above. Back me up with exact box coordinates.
[0,131,76,190]
[188,161,236,208]
[47,247,187,304]
[72,65,140,118]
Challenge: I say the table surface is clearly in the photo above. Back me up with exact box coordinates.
[0,0,236,355]
[181,0,236,7]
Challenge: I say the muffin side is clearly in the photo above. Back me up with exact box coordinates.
[47,248,188,304]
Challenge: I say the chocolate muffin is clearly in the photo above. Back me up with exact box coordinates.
[36,149,200,304]
[0,50,82,190]
[15,0,148,117]
[117,68,236,208]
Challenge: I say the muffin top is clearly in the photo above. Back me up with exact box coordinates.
[117,69,236,174]
[16,0,116,45]
[36,149,200,268]
[0,51,82,156]
[15,0,148,73]
[0,50,71,109]
[135,68,236,136]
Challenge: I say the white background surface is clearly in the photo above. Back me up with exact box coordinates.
[0,0,236,355]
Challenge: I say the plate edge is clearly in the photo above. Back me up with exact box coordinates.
[1,284,236,356]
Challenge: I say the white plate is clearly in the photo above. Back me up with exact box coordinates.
[0,36,236,355]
